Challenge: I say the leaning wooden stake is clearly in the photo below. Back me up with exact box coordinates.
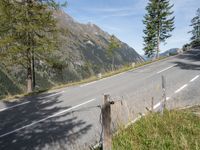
[102,94,112,150]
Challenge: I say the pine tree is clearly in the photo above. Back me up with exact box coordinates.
[107,35,120,71]
[0,0,59,93]
[190,8,200,45]
[143,0,175,58]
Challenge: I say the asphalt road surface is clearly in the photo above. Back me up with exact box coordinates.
[0,48,200,150]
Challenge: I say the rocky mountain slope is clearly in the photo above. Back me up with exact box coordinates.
[54,10,143,71]
[0,10,144,97]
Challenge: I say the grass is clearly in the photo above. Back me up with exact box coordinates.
[112,107,200,150]
[1,56,169,101]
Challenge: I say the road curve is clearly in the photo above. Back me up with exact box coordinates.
[0,48,200,150]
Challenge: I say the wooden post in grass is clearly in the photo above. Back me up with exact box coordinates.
[151,97,154,112]
[102,94,112,150]
[162,75,167,113]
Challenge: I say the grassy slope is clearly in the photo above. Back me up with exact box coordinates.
[0,66,23,99]
[113,107,200,150]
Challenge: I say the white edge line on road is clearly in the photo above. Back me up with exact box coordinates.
[80,72,125,87]
[153,97,170,110]
[174,84,188,94]
[40,91,65,99]
[190,75,199,82]
[0,101,30,112]
[157,65,176,74]
[0,98,96,138]
[0,91,65,112]
[153,102,161,109]
[80,81,97,87]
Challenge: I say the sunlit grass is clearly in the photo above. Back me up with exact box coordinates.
[113,108,200,150]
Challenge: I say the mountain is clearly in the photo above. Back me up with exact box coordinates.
[160,48,183,57]
[54,10,144,72]
[0,10,144,98]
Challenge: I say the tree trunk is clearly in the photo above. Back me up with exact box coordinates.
[27,67,33,93]
[31,50,36,89]
[156,29,160,59]
[112,56,114,71]
[156,38,160,59]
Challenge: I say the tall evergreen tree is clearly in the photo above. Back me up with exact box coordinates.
[0,0,59,93]
[190,8,200,42]
[143,0,175,58]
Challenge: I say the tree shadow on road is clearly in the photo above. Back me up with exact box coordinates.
[176,49,200,62]
[0,92,92,150]
[171,49,200,71]
[172,61,200,71]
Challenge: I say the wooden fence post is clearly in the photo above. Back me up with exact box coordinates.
[151,97,154,112]
[102,94,112,150]
[161,75,167,113]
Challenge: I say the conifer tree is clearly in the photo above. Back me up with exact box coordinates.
[107,35,120,71]
[143,0,175,58]
[0,0,59,93]
[190,8,200,44]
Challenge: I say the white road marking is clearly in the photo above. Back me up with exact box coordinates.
[153,102,161,109]
[125,113,145,128]
[0,91,64,112]
[80,81,97,87]
[174,84,188,94]
[104,72,125,79]
[157,65,176,74]
[190,75,199,82]
[153,97,170,110]
[80,72,125,87]
[0,101,30,112]
[39,91,65,99]
[0,98,96,138]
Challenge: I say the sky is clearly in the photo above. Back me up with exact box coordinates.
[56,0,200,55]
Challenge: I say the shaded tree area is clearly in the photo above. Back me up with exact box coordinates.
[0,65,22,98]
[189,8,200,48]
[0,0,60,93]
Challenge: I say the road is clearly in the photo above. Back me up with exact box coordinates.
[0,48,200,150]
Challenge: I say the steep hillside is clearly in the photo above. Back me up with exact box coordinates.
[0,10,144,98]
[53,10,144,72]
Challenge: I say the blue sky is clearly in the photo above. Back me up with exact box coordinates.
[56,0,200,55]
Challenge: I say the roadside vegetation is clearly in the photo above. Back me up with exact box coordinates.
[112,106,200,150]
[189,8,200,48]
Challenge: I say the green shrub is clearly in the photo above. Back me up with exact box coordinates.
[190,40,200,48]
